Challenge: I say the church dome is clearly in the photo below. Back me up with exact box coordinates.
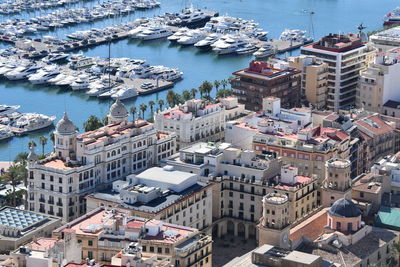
[56,112,76,135]
[328,198,361,218]
[109,98,128,119]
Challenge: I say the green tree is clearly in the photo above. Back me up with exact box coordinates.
[190,88,197,99]
[49,132,55,146]
[158,99,164,111]
[148,100,155,115]
[38,136,48,156]
[214,80,221,93]
[182,90,191,101]
[28,140,36,150]
[167,90,176,107]
[393,242,400,266]
[217,89,233,98]
[221,79,228,90]
[14,152,28,165]
[130,106,137,122]
[1,164,27,207]
[102,116,108,126]
[83,115,104,132]
[139,103,147,119]
[199,81,213,98]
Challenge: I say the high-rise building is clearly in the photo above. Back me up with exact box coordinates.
[288,55,329,109]
[301,33,375,111]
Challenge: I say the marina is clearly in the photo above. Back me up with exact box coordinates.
[0,0,395,160]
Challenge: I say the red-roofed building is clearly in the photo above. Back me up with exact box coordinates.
[230,60,301,111]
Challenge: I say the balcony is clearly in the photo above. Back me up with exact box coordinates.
[56,202,63,207]
[48,199,54,204]
[57,213,63,217]
[69,201,75,206]
[39,198,45,203]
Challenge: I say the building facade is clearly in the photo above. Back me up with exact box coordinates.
[27,99,176,222]
[154,97,244,149]
[288,55,329,109]
[301,33,375,111]
[231,60,301,111]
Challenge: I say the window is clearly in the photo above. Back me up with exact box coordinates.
[88,240,93,246]
[59,177,62,183]
[165,248,170,254]
[142,246,147,252]
[251,196,255,201]
[150,247,154,252]
[157,247,162,253]
[229,192,233,197]
[77,240,82,243]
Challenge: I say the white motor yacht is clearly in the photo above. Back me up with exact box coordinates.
[111,86,137,100]
[177,30,207,45]
[194,33,220,49]
[160,69,183,81]
[55,74,78,86]
[0,105,20,116]
[167,28,189,42]
[28,66,60,85]
[12,113,56,132]
[0,63,18,76]
[71,77,91,91]
[0,125,13,141]
[68,54,95,69]
[136,26,173,40]
[213,36,249,55]
[41,52,69,63]
[98,86,120,98]
[253,44,275,58]
[236,43,258,55]
[5,64,41,80]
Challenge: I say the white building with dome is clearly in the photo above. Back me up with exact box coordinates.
[27,99,176,222]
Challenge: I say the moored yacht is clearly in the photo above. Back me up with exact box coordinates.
[136,26,173,40]
[28,66,60,85]
[253,44,275,58]
[194,33,220,49]
[111,86,138,100]
[0,105,20,116]
[213,36,249,55]
[5,64,41,80]
[177,30,207,45]
[12,113,56,133]
[0,125,13,141]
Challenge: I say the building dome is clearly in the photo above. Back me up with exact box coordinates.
[27,145,38,162]
[109,98,128,119]
[328,198,361,218]
[56,112,76,135]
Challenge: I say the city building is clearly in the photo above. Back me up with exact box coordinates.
[0,207,61,253]
[290,198,399,266]
[370,26,400,52]
[85,166,213,231]
[231,60,301,111]
[225,97,312,150]
[52,207,213,267]
[354,114,396,164]
[321,158,352,207]
[288,55,329,109]
[154,97,245,149]
[357,48,400,113]
[301,33,375,111]
[27,99,176,222]
[8,233,81,267]
[223,244,323,267]
[383,100,400,118]
[252,123,350,180]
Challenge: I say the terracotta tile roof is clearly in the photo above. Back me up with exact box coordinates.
[355,115,394,136]
[290,209,328,242]
[30,238,58,251]
[43,159,72,170]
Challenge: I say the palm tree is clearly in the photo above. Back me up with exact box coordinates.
[28,140,37,149]
[83,115,104,132]
[182,90,191,101]
[148,100,155,115]
[14,152,28,165]
[38,136,48,156]
[190,88,197,99]
[167,90,176,107]
[158,99,164,111]
[2,164,26,207]
[139,103,147,119]
[200,81,213,97]
[130,106,137,122]
[221,79,228,90]
[214,80,221,93]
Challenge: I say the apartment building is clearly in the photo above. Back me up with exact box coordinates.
[231,60,301,111]
[357,48,400,113]
[383,100,400,118]
[354,114,396,165]
[370,26,400,52]
[85,166,213,231]
[27,99,176,222]
[301,33,375,111]
[372,152,400,197]
[154,97,244,149]
[288,55,329,109]
[52,207,212,267]
[225,97,312,150]
[252,122,351,180]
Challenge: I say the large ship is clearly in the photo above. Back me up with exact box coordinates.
[384,7,400,25]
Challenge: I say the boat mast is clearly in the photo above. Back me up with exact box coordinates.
[108,40,111,88]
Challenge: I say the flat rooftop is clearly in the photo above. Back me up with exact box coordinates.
[89,182,208,214]
[134,167,197,186]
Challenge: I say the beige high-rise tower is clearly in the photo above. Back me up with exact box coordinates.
[258,193,291,249]
[321,158,352,207]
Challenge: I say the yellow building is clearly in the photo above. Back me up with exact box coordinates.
[288,55,329,109]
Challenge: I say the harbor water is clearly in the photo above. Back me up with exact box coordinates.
[0,0,395,160]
